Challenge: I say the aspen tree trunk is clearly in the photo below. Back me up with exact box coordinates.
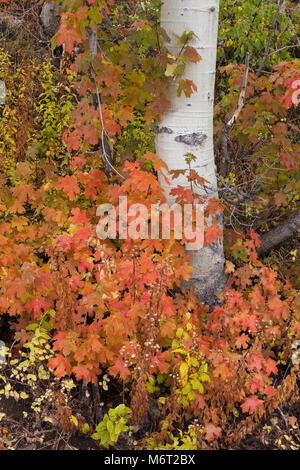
[155,0,226,305]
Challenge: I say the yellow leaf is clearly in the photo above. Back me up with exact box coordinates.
[180,362,189,378]
[225,260,235,274]
[165,63,177,77]
[70,415,78,427]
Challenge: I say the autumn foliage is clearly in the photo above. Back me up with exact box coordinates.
[0,0,299,450]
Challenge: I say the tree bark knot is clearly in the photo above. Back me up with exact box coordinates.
[175,133,207,146]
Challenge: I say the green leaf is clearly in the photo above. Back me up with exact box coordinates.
[26,323,39,331]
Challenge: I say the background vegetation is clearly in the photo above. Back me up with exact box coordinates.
[0,0,299,450]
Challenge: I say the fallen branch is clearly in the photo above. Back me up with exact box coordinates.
[258,206,300,255]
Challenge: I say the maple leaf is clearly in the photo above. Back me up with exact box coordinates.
[205,225,222,245]
[82,123,99,145]
[109,358,130,380]
[250,229,261,248]
[144,97,171,123]
[183,46,202,63]
[177,79,197,98]
[152,350,171,374]
[274,191,288,207]
[70,208,90,225]
[203,423,222,442]
[144,151,168,172]
[48,354,72,378]
[70,274,84,292]
[273,122,288,135]
[25,298,51,318]
[53,332,68,349]
[165,62,178,77]
[247,353,263,371]
[72,364,99,383]
[213,362,230,381]
[57,14,82,54]
[170,186,194,204]
[63,127,82,151]
[264,385,276,397]
[241,396,263,414]
[265,358,278,376]
[243,314,257,333]
[249,374,264,393]
[225,260,235,275]
[290,79,300,105]
[206,198,223,216]
[161,294,176,317]
[118,106,134,127]
[71,155,86,170]
[88,334,103,354]
[54,233,72,251]
[280,152,297,170]
[235,333,249,349]
[58,175,81,199]
[268,295,288,320]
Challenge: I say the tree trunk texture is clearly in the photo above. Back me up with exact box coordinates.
[39,1,60,34]
[155,0,226,305]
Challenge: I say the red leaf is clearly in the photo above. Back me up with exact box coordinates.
[57,14,82,54]
[235,333,249,349]
[109,358,130,380]
[25,298,51,318]
[203,423,222,442]
[265,358,278,376]
[58,175,81,199]
[48,354,72,378]
[183,46,202,63]
[248,354,263,371]
[70,208,90,225]
[250,229,261,248]
[265,385,276,397]
[241,396,263,414]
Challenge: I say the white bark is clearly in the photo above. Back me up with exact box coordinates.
[40,1,60,31]
[155,0,226,304]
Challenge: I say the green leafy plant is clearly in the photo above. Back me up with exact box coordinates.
[92,404,132,448]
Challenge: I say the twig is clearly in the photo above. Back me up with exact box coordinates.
[256,0,285,77]
[267,43,300,58]
[219,52,250,177]
[91,66,125,180]
[277,406,288,428]
[86,22,125,180]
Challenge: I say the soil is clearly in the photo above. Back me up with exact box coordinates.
[0,377,299,450]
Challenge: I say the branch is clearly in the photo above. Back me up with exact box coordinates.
[256,0,285,77]
[99,7,123,42]
[219,52,250,177]
[267,43,300,58]
[258,206,300,255]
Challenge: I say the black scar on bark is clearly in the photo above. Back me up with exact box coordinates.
[175,133,207,146]
[154,126,173,134]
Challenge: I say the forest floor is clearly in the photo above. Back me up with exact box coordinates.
[0,377,299,450]
[1,317,299,450]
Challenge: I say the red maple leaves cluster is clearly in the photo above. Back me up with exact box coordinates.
[0,0,299,445]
